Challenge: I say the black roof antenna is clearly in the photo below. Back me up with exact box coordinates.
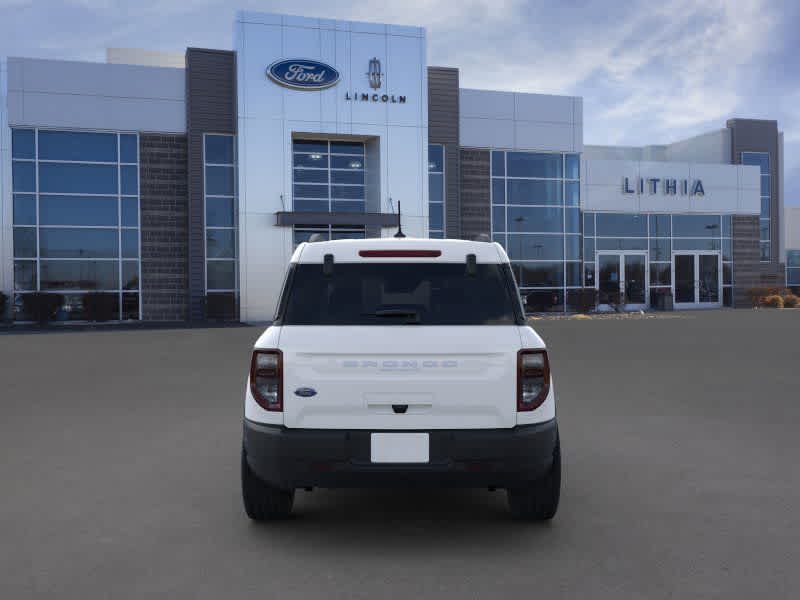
[393,200,406,238]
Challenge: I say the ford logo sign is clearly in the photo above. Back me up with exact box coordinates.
[267,59,340,90]
[294,387,318,398]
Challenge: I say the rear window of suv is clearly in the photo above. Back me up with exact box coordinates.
[276,263,523,325]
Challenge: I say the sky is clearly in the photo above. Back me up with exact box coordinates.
[1,0,798,205]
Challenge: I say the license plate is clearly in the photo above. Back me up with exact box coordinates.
[370,433,429,463]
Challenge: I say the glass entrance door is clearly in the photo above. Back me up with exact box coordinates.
[673,252,721,309]
[596,252,648,310]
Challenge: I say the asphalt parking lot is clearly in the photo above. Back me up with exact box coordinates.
[1,309,799,599]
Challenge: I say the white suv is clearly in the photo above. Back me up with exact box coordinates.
[241,238,560,520]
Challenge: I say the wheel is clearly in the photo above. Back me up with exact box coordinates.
[507,437,561,520]
[241,448,294,521]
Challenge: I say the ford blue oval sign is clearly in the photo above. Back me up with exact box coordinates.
[267,59,340,90]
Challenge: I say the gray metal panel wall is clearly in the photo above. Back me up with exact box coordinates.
[459,149,490,240]
[427,67,460,238]
[186,48,237,321]
[139,134,189,321]
[727,119,784,281]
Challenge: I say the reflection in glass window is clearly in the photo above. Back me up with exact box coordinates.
[204,134,238,298]
[428,144,445,237]
[742,151,770,260]
[10,129,141,319]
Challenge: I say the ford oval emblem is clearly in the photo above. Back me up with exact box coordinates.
[267,59,340,90]
[294,387,317,398]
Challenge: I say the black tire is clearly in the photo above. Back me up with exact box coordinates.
[241,448,294,521]
[507,437,561,521]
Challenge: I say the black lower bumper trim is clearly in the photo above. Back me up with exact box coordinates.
[242,419,558,489]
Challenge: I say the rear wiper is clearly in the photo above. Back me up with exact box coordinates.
[362,309,421,323]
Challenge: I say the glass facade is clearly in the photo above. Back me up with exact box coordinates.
[787,250,800,289]
[204,134,238,313]
[491,150,580,311]
[11,128,141,320]
[428,144,445,238]
[742,152,770,261]
[584,213,734,307]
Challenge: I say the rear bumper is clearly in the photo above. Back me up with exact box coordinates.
[242,418,558,489]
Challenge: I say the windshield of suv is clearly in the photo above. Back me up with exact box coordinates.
[278,263,522,325]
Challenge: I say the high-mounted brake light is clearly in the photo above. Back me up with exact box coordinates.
[358,250,442,257]
[250,350,283,411]
[517,349,550,411]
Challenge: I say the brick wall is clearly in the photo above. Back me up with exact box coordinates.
[732,215,787,307]
[459,149,490,240]
[139,134,189,321]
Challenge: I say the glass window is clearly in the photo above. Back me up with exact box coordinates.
[40,195,118,226]
[39,163,118,194]
[760,175,770,197]
[759,219,770,241]
[650,264,671,286]
[649,238,671,261]
[206,197,234,227]
[491,151,505,177]
[522,289,564,313]
[332,185,364,200]
[507,152,562,178]
[761,197,770,219]
[294,153,329,168]
[294,199,329,212]
[787,251,800,268]
[40,260,119,290]
[121,165,138,195]
[121,229,139,258]
[507,180,562,205]
[565,208,580,233]
[206,166,235,196]
[583,213,594,237]
[429,173,444,204]
[121,198,139,227]
[507,206,563,233]
[122,261,139,290]
[39,228,118,258]
[429,203,444,231]
[760,242,770,261]
[722,238,732,262]
[330,141,364,155]
[492,179,505,205]
[721,215,732,237]
[584,262,595,287]
[673,238,721,251]
[205,135,234,164]
[723,287,732,307]
[519,262,564,287]
[294,229,329,245]
[723,263,732,285]
[293,168,327,184]
[38,130,117,162]
[293,140,328,154]
[741,152,769,174]
[331,170,364,185]
[13,228,37,258]
[12,129,35,159]
[649,214,671,237]
[596,238,647,251]
[492,207,505,233]
[565,262,581,287]
[13,194,36,225]
[207,260,236,290]
[583,238,594,262]
[565,235,581,260]
[294,184,329,199]
[565,154,580,180]
[122,293,139,320]
[507,235,564,260]
[12,161,36,192]
[331,200,365,213]
[428,145,444,172]
[120,135,138,163]
[331,156,363,170]
[673,214,720,237]
[14,261,37,291]
[595,213,647,237]
[565,181,580,206]
[206,229,236,258]
[331,228,366,240]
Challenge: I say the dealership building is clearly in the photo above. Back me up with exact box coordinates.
[0,10,794,322]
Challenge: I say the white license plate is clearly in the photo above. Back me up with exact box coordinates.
[370,433,429,463]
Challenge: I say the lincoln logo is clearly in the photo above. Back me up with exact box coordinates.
[266,59,341,90]
[367,57,382,89]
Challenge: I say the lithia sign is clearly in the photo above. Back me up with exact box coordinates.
[266,57,406,103]
[623,177,705,196]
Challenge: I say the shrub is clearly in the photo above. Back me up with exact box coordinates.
[762,295,784,309]
[782,294,799,308]
[83,292,118,322]
[0,292,7,322]
[21,293,65,324]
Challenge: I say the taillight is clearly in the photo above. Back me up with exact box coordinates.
[517,349,550,411]
[250,350,283,411]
